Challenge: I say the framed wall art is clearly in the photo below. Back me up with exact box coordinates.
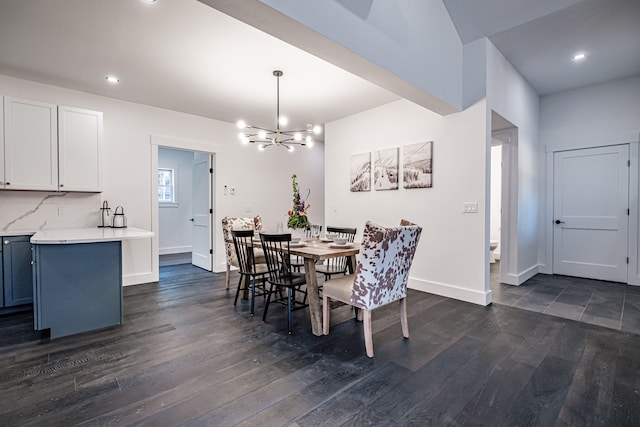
[374,147,399,191]
[403,141,433,189]
[350,152,371,192]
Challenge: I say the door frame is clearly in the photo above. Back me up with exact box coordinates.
[544,141,639,285]
[150,135,220,282]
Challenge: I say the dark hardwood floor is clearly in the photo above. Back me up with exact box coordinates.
[1,264,639,426]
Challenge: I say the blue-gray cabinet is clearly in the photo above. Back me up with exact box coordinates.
[32,241,122,339]
[2,236,33,308]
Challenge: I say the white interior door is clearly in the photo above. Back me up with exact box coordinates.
[191,152,212,270]
[553,145,629,282]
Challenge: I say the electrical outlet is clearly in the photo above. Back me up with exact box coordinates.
[57,206,65,216]
[230,187,235,195]
[463,202,478,213]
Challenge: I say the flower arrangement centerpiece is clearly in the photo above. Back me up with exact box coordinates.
[287,174,311,230]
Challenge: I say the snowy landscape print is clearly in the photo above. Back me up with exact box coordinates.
[374,147,399,191]
[403,141,433,189]
[350,152,371,192]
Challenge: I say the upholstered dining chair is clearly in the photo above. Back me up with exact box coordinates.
[231,229,270,316]
[221,216,264,289]
[322,220,422,358]
[260,233,309,334]
[316,226,357,280]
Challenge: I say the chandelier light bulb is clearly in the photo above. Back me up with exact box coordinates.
[239,70,321,152]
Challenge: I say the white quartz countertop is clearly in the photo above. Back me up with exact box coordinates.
[30,227,154,244]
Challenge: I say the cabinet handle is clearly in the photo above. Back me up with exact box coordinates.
[60,184,64,187]
[5,182,10,185]
[4,240,9,245]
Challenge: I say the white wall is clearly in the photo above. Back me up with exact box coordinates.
[326,98,490,305]
[540,75,640,281]
[485,39,541,285]
[540,75,640,151]
[158,147,194,255]
[0,74,325,284]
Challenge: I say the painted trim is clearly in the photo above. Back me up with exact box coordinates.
[123,272,155,287]
[629,142,639,285]
[159,245,192,255]
[502,264,540,286]
[408,277,492,306]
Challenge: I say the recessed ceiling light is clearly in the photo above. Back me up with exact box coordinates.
[142,0,157,3]
[105,75,120,84]
[572,52,586,61]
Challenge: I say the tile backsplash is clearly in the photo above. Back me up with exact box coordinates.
[0,191,101,232]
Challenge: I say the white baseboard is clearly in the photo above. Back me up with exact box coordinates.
[502,264,540,286]
[123,271,156,286]
[408,277,492,306]
[159,246,191,255]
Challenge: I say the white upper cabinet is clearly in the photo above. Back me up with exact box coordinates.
[0,99,4,187]
[3,97,58,191]
[58,106,103,192]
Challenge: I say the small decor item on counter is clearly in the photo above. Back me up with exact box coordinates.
[287,174,311,230]
[112,206,127,228]
[99,200,111,228]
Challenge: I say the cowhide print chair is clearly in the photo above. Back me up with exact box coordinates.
[322,220,422,358]
[221,216,264,289]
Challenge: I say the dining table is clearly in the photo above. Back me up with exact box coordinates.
[250,236,360,336]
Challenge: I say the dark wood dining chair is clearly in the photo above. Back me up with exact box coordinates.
[260,232,309,334]
[231,229,270,316]
[316,226,357,280]
[322,220,422,357]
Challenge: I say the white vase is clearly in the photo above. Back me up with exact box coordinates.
[289,227,306,242]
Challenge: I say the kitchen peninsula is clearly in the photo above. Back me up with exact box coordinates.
[30,227,153,339]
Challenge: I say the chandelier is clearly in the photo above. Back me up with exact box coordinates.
[237,70,322,152]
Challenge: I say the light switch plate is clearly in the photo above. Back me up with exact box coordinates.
[463,202,478,213]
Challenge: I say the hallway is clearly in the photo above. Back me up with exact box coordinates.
[491,262,640,335]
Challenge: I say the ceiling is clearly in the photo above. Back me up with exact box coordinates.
[444,0,640,95]
[0,0,637,133]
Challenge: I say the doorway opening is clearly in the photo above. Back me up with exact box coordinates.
[157,148,213,269]
[150,135,218,282]
[490,111,517,286]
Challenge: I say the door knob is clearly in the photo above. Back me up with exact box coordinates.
[189,218,195,222]
[555,220,565,224]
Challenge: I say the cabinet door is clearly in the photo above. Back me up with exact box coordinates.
[58,106,103,192]
[3,97,58,191]
[3,236,33,306]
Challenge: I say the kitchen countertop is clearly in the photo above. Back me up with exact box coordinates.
[30,227,153,244]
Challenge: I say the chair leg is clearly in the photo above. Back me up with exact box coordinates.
[400,298,409,338]
[287,287,293,335]
[250,275,256,316]
[363,310,374,358]
[263,283,275,322]
[233,274,244,306]
[225,265,231,289]
[356,308,363,321]
[322,295,330,335]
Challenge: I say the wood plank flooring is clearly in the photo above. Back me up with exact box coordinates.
[0,264,639,426]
